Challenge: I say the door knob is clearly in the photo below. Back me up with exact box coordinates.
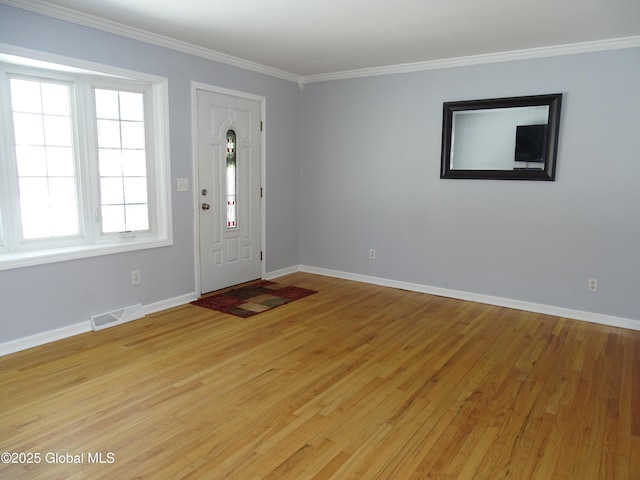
[201,203,210,210]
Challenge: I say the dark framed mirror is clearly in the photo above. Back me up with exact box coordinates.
[440,93,562,180]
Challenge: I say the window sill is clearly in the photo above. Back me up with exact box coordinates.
[0,237,172,272]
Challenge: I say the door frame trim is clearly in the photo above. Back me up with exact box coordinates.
[190,82,266,295]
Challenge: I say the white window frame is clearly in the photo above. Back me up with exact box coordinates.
[0,45,172,271]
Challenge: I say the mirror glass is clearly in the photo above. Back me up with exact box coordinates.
[440,94,562,180]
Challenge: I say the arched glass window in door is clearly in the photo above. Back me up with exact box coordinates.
[226,129,237,228]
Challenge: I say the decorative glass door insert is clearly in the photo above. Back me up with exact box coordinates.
[226,129,237,228]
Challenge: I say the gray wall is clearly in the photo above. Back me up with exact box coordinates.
[300,48,640,320]
[0,4,300,343]
[1,3,638,347]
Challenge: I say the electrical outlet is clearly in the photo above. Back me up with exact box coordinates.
[369,249,376,260]
[132,270,141,285]
[588,278,598,292]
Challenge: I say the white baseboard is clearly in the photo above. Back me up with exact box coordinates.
[3,265,637,358]
[0,291,199,357]
[0,321,92,357]
[143,292,198,315]
[295,265,640,332]
[265,265,300,280]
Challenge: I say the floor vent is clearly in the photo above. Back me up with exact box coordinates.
[91,304,145,331]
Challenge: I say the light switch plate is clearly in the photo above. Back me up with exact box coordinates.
[177,178,189,192]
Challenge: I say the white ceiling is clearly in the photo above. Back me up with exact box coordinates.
[6,0,640,77]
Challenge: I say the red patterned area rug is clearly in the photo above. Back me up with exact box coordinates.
[191,280,317,318]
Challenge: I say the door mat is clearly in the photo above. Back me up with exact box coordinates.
[191,280,317,318]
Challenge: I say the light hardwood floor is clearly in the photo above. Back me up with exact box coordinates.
[1,272,638,479]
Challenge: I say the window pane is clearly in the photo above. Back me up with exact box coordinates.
[13,113,44,145]
[21,208,52,239]
[49,178,77,206]
[95,87,150,234]
[18,177,79,239]
[46,147,75,176]
[101,205,125,233]
[123,177,148,204]
[51,207,79,236]
[20,200,79,240]
[19,177,49,206]
[95,89,119,119]
[99,149,123,176]
[15,146,47,176]
[100,178,124,205]
[122,149,147,176]
[97,119,121,148]
[9,79,41,113]
[121,121,145,149]
[125,205,149,231]
[41,83,70,115]
[10,78,79,242]
[119,91,144,121]
[43,115,73,146]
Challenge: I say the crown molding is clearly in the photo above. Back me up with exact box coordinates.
[300,35,640,85]
[0,0,301,83]
[3,0,639,87]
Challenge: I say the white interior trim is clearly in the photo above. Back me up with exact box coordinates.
[143,292,198,316]
[3,262,637,357]
[0,42,174,271]
[265,265,300,280]
[4,1,640,86]
[291,265,640,332]
[1,0,299,83]
[300,36,640,85]
[0,291,198,357]
[0,42,170,82]
[0,321,92,357]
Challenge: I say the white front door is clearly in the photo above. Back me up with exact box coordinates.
[196,89,262,294]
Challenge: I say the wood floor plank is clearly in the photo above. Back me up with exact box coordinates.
[0,272,637,479]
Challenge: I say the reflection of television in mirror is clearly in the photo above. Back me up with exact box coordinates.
[515,124,547,163]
